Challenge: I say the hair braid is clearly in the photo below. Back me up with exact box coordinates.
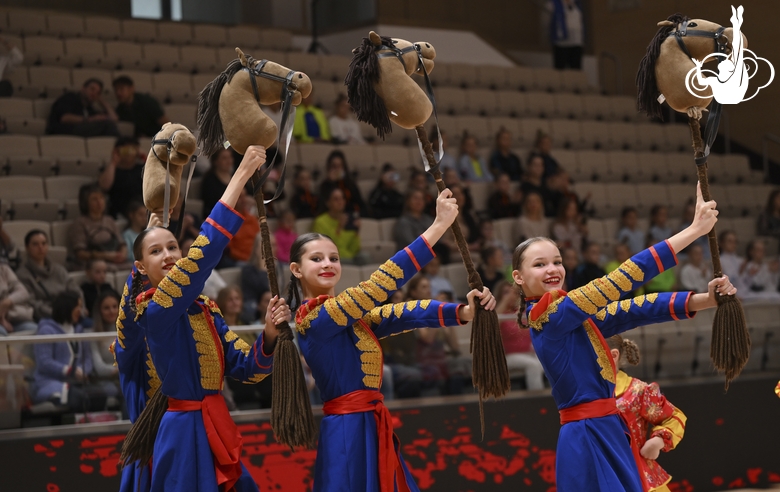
[515,286,528,329]
[129,271,144,315]
[622,339,641,366]
[287,275,301,311]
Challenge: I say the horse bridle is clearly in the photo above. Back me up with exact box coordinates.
[150,128,197,231]
[243,58,299,204]
[376,42,444,173]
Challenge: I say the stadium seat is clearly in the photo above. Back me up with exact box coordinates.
[505,66,534,91]
[216,267,241,287]
[486,117,521,144]
[549,119,582,150]
[434,87,468,115]
[298,143,336,169]
[0,176,45,201]
[559,69,591,94]
[4,157,55,177]
[606,150,642,182]
[294,218,313,235]
[141,43,183,72]
[0,134,39,158]
[458,116,492,143]
[180,46,218,74]
[57,159,103,178]
[375,145,413,172]
[192,73,219,94]
[663,123,690,153]
[579,121,612,150]
[28,66,71,98]
[495,91,527,117]
[62,199,79,220]
[63,38,109,68]
[319,54,351,82]
[554,93,585,120]
[341,145,377,175]
[50,220,73,247]
[464,89,498,116]
[44,176,93,201]
[635,183,669,216]
[286,52,322,79]
[3,219,50,248]
[442,263,470,301]
[608,122,638,151]
[581,94,611,120]
[84,16,122,41]
[633,122,666,151]
[11,199,62,221]
[22,36,66,66]
[609,96,639,122]
[120,19,158,44]
[156,21,193,45]
[86,136,118,161]
[40,136,87,159]
[260,29,293,51]
[334,265,362,294]
[663,152,692,184]
[525,92,557,118]
[517,118,550,149]
[0,98,34,119]
[7,10,46,36]
[226,26,261,50]
[447,63,479,88]
[378,219,397,243]
[532,68,562,92]
[359,218,381,243]
[164,104,197,130]
[193,24,227,48]
[106,41,150,71]
[152,72,196,104]
[476,66,507,90]
[5,117,46,136]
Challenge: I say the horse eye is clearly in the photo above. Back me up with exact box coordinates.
[688,22,697,27]
[425,43,430,48]
[392,40,398,44]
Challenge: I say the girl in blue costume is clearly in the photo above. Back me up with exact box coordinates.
[125,145,291,492]
[510,182,737,492]
[288,189,497,492]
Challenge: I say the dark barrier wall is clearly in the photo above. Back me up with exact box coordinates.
[1,375,778,491]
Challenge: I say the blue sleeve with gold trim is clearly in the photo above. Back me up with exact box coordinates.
[298,235,436,340]
[208,307,275,384]
[530,240,679,337]
[365,300,464,339]
[592,291,694,338]
[139,200,244,329]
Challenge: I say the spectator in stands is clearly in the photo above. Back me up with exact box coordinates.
[617,207,645,255]
[757,189,780,238]
[679,244,712,293]
[122,200,147,262]
[293,87,330,143]
[369,163,404,219]
[450,183,481,252]
[477,246,506,293]
[223,189,259,268]
[677,200,710,260]
[240,234,271,323]
[328,94,366,145]
[431,128,457,173]
[112,76,168,138]
[0,216,19,268]
[530,131,561,178]
[738,239,780,302]
[0,261,35,335]
[408,275,472,395]
[520,153,547,202]
[515,192,550,243]
[547,0,584,70]
[312,187,367,265]
[561,246,580,291]
[67,184,128,271]
[394,189,449,263]
[487,172,522,219]
[17,230,82,322]
[422,256,455,298]
[472,220,511,261]
[318,150,365,215]
[489,128,522,180]
[647,205,672,244]
[288,166,319,219]
[274,209,298,269]
[496,281,545,390]
[0,35,23,97]
[98,136,145,218]
[47,78,119,137]
[542,171,567,218]
[217,285,252,329]
[719,230,744,292]
[604,243,630,276]
[87,290,120,385]
[179,236,226,299]
[200,148,236,218]
[408,170,437,217]
[550,195,586,252]
[457,133,493,183]
[571,242,605,289]
[80,259,115,318]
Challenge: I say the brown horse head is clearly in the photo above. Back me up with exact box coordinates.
[197,48,313,156]
[346,31,436,138]
[637,13,747,119]
[144,122,197,213]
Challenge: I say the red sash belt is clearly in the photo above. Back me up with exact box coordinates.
[559,397,619,425]
[323,390,410,492]
[168,394,243,492]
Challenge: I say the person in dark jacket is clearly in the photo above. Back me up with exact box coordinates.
[369,164,404,219]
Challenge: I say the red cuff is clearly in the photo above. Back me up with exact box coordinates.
[254,336,273,369]
[205,217,233,240]
[649,245,664,273]
[664,239,679,265]
[455,304,465,325]
[669,292,679,320]
[421,235,436,256]
[404,246,421,271]
[218,200,246,221]
[683,291,696,319]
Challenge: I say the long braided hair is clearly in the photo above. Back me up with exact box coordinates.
[286,232,335,311]
[510,237,559,329]
[606,334,641,367]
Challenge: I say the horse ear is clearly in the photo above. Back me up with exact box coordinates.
[235,47,249,67]
[657,20,674,27]
[369,31,382,46]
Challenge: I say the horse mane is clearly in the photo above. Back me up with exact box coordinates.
[636,13,689,120]
[345,34,395,139]
[196,57,245,157]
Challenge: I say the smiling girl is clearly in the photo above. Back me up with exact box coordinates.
[511,183,735,492]
[289,189,496,492]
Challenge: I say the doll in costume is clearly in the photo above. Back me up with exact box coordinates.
[510,182,736,492]
[289,189,496,492]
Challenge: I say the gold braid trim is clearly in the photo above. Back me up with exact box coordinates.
[324,298,348,326]
[296,304,322,334]
[145,351,161,399]
[380,304,393,318]
[189,247,204,261]
[363,307,383,326]
[380,260,404,280]
[568,288,598,315]
[116,295,127,349]
[607,269,632,292]
[168,266,191,286]
[192,235,210,247]
[619,299,633,313]
[635,295,646,307]
[595,309,607,321]
[189,312,223,391]
[178,258,200,274]
[369,270,397,293]
[224,330,239,342]
[582,283,609,308]
[420,299,431,309]
[338,291,364,319]
[593,277,621,302]
[582,322,615,383]
[363,281,388,303]
[158,277,183,298]
[646,293,658,303]
[350,288,375,311]
[529,295,565,331]
[243,373,270,384]
[232,337,252,357]
[621,259,645,282]
[406,300,419,311]
[353,323,382,389]
[134,298,150,321]
[607,302,619,316]
[393,303,404,317]
[152,289,173,309]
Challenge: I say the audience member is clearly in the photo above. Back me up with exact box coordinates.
[457,133,493,182]
[328,94,366,145]
[571,242,605,289]
[547,0,584,70]
[560,246,580,291]
[318,150,365,215]
[112,76,167,138]
[739,239,780,303]
[473,220,511,261]
[616,207,645,255]
[0,261,35,335]
[678,200,710,259]
[449,183,481,252]
[530,131,561,178]
[515,192,550,243]
[520,153,547,201]
[430,128,457,173]
[80,259,116,318]
[293,87,330,143]
[0,35,23,97]
[408,170,437,217]
[98,136,145,218]
[252,291,273,326]
[224,189,260,267]
[67,184,128,271]
[274,209,298,268]
[489,128,522,180]
[0,217,20,268]
[122,200,147,262]
[718,230,744,292]
[288,167,319,219]
[369,164,405,219]
[487,173,522,219]
[16,230,82,322]
[757,189,780,238]
[87,290,120,382]
[179,236,227,299]
[647,205,672,244]
[550,195,586,252]
[477,246,506,293]
[496,281,545,390]
[200,148,236,218]
[31,292,113,412]
[679,244,712,293]
[240,234,271,323]
[422,256,455,298]
[312,188,366,265]
[217,285,252,329]
[47,78,119,137]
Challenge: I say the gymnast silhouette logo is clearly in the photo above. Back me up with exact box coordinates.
[685,5,774,104]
